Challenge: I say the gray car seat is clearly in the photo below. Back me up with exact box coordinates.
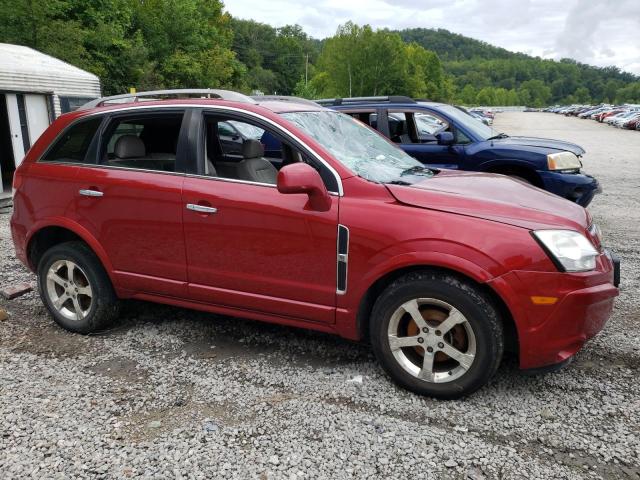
[114,135,145,159]
[235,140,278,184]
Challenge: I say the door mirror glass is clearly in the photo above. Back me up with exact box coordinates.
[436,131,455,145]
[277,163,331,211]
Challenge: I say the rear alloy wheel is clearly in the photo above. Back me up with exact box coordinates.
[46,259,94,321]
[38,241,120,334]
[370,271,504,399]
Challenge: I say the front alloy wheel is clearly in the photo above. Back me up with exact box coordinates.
[370,271,504,399]
[388,298,476,383]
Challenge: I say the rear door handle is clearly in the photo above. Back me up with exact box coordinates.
[186,203,217,214]
[79,189,103,197]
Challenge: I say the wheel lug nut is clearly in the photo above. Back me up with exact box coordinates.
[417,338,424,344]
[426,346,434,353]
[435,330,442,336]
[422,327,428,333]
[438,342,444,348]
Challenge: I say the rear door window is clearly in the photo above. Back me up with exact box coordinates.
[41,117,102,163]
[100,113,184,172]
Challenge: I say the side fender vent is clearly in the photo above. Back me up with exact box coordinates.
[337,224,349,294]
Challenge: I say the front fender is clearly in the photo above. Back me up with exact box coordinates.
[474,158,543,172]
[340,237,505,313]
[334,243,504,340]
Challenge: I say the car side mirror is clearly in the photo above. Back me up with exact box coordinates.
[435,131,455,146]
[277,163,332,212]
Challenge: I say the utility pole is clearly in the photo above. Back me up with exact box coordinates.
[305,53,309,86]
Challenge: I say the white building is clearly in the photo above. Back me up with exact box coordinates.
[0,43,101,197]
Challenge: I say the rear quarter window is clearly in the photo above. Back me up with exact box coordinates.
[41,117,102,163]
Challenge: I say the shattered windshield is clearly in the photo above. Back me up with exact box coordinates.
[229,121,264,139]
[281,110,434,184]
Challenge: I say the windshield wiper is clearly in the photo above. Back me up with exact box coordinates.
[487,133,509,140]
[386,180,413,185]
[400,166,435,177]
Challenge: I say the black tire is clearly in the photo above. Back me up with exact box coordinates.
[37,241,120,334]
[370,271,504,399]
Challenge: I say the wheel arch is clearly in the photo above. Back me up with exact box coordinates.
[480,160,544,188]
[355,264,519,357]
[26,219,115,282]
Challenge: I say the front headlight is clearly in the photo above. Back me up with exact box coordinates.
[533,230,598,272]
[547,151,581,171]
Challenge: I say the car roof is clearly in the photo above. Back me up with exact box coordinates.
[66,98,327,121]
[331,101,449,110]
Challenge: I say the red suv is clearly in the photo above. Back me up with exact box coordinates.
[10,90,620,399]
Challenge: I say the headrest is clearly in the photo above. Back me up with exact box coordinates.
[114,135,146,159]
[391,121,405,136]
[242,139,264,159]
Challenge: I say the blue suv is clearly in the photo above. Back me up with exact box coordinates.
[318,96,600,206]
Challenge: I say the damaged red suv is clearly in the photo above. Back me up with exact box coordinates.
[10,90,620,398]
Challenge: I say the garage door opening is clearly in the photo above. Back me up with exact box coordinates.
[0,94,15,196]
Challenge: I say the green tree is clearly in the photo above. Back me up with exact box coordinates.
[475,87,496,106]
[573,86,591,104]
[0,0,149,94]
[519,79,551,107]
[230,19,319,94]
[458,84,477,105]
[311,23,446,99]
[132,0,243,91]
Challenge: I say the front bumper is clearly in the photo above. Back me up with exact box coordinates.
[538,170,601,207]
[488,252,619,370]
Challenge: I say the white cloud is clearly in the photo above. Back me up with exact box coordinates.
[224,0,640,75]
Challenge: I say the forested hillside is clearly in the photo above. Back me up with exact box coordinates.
[400,28,640,106]
[1,0,639,105]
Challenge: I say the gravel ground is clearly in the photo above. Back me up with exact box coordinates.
[1,112,639,479]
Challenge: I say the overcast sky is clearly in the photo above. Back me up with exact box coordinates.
[225,0,640,75]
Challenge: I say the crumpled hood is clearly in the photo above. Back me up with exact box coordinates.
[493,136,585,156]
[386,170,589,231]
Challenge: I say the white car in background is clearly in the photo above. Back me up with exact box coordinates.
[614,112,640,128]
[604,111,632,125]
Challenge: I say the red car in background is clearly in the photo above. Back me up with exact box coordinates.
[10,90,620,399]
[596,109,624,122]
[623,116,640,130]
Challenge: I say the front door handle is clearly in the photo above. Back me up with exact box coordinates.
[79,189,103,197]
[186,203,217,214]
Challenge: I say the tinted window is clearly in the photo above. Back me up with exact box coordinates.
[41,117,102,163]
[101,114,183,172]
[59,97,98,113]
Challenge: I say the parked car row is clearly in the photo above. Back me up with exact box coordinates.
[546,104,640,130]
[10,90,619,400]
[468,108,494,125]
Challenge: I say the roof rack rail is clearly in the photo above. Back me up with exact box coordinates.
[315,96,417,106]
[252,95,321,107]
[80,89,256,110]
